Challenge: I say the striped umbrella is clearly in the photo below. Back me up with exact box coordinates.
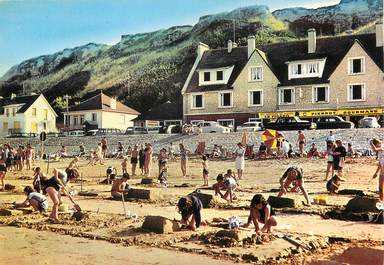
[261,129,284,148]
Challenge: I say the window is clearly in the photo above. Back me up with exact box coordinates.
[43,122,47,130]
[191,120,204,126]
[13,121,20,129]
[292,64,302,75]
[313,86,329,103]
[74,116,78,126]
[32,108,37,116]
[216,71,223,81]
[248,90,263,106]
[218,92,232,108]
[43,109,48,120]
[31,122,37,133]
[191,94,204,109]
[279,88,295,105]
[348,57,365,74]
[249,66,263,81]
[307,63,319,74]
[348,84,366,101]
[80,115,85,125]
[3,122,8,132]
[203,72,210,82]
[12,108,16,116]
[5,109,9,117]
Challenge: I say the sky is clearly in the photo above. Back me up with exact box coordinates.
[0,0,341,76]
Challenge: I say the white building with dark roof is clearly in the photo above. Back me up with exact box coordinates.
[63,92,140,131]
[0,94,58,136]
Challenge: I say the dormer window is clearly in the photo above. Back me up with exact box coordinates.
[203,72,211,82]
[198,66,234,85]
[348,57,365,75]
[288,59,325,80]
[292,64,302,75]
[216,71,223,81]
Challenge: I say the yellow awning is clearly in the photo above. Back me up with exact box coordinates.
[299,110,337,117]
[336,108,384,116]
[258,112,296,119]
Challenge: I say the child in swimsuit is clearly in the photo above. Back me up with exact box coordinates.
[244,194,277,233]
[202,155,209,186]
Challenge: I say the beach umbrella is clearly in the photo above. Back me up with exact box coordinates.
[261,129,284,148]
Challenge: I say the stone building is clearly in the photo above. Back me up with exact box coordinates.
[182,23,384,127]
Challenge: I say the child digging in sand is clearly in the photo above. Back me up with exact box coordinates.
[14,186,48,213]
[202,155,209,186]
[326,175,344,194]
[177,195,205,231]
[244,194,277,233]
[370,139,384,202]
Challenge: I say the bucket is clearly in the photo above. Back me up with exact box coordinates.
[58,204,69,213]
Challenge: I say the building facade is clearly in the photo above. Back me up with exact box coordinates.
[63,92,140,131]
[0,94,58,136]
[182,23,384,127]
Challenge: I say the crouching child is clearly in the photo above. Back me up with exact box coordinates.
[177,195,204,231]
[14,186,48,213]
[111,173,130,199]
[326,175,344,194]
[244,194,277,233]
[213,174,237,202]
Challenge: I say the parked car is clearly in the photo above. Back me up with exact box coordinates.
[47,132,65,137]
[85,129,98,136]
[237,121,263,132]
[194,121,231,133]
[125,126,147,135]
[159,125,182,134]
[96,128,122,135]
[264,116,316,131]
[358,117,381,128]
[65,130,85,137]
[146,126,161,134]
[6,132,38,138]
[315,116,354,129]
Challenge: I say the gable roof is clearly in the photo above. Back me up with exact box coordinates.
[68,92,140,115]
[186,46,249,93]
[185,33,383,92]
[0,94,40,115]
[134,101,182,121]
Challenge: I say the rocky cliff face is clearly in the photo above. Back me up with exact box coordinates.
[273,0,382,34]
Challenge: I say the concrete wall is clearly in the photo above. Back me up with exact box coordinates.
[3,128,383,156]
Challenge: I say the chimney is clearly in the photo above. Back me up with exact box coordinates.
[376,22,383,47]
[228,40,233,53]
[10,93,16,99]
[110,96,116,110]
[247,35,256,58]
[197,42,209,57]
[307,28,317,54]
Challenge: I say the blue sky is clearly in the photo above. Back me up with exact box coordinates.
[0,0,340,76]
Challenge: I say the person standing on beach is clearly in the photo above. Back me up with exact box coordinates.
[235,142,245,180]
[101,137,108,158]
[179,144,189,178]
[297,130,306,157]
[144,143,153,177]
[131,145,139,176]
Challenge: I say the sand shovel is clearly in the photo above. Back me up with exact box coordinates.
[275,234,310,251]
[121,191,128,218]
